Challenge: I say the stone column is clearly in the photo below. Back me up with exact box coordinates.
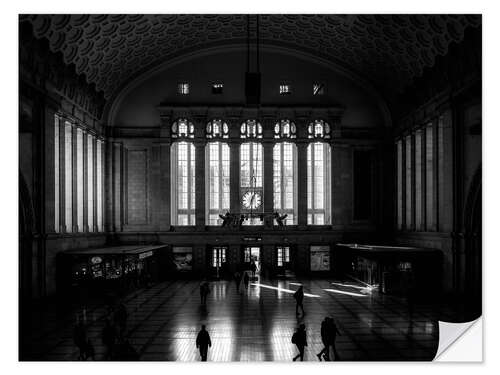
[296,142,308,229]
[229,142,240,214]
[43,104,57,233]
[410,132,416,231]
[262,244,275,277]
[92,136,98,232]
[195,140,206,230]
[71,123,78,233]
[228,245,241,273]
[262,140,274,216]
[331,144,353,227]
[59,116,67,233]
[112,141,123,232]
[82,130,89,232]
[158,142,171,231]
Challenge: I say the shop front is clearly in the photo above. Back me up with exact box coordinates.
[57,245,167,297]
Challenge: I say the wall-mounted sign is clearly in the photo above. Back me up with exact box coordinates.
[172,247,193,271]
[310,246,330,271]
[90,256,102,265]
[139,251,153,260]
[242,237,262,242]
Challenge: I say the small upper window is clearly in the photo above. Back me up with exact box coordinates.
[172,119,194,138]
[274,119,297,139]
[308,119,331,139]
[206,119,229,139]
[279,84,292,95]
[212,83,224,94]
[178,83,190,95]
[313,83,325,96]
[240,120,263,139]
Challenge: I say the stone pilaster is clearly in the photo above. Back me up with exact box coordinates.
[229,142,240,214]
[296,142,308,229]
[262,141,274,215]
[195,140,206,230]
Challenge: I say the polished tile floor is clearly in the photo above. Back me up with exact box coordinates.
[21,276,454,361]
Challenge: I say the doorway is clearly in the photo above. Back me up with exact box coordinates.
[276,246,291,270]
[210,246,227,279]
[243,246,261,276]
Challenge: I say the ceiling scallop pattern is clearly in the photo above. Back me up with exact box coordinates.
[19,14,481,99]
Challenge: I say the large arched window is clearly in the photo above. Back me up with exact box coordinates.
[307,137,332,225]
[308,119,331,139]
[171,141,196,225]
[273,142,297,224]
[206,142,230,225]
[274,119,297,139]
[240,119,262,139]
[206,119,229,139]
[240,120,263,225]
[240,143,263,225]
[172,118,194,139]
[273,120,298,225]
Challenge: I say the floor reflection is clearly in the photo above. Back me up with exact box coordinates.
[21,277,444,361]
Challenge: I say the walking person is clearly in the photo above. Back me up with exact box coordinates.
[328,317,342,361]
[102,318,117,360]
[292,324,307,361]
[316,317,331,361]
[196,325,212,361]
[293,285,305,316]
[250,261,257,278]
[243,272,250,290]
[73,318,87,360]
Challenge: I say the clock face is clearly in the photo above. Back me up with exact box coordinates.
[242,191,262,210]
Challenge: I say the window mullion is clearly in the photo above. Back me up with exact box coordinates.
[187,144,192,222]
[218,143,223,213]
[281,143,285,212]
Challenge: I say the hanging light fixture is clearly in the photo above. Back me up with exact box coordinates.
[245,15,261,105]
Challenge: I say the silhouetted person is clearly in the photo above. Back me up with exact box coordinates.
[250,261,257,278]
[114,303,128,338]
[85,338,95,360]
[196,325,212,361]
[219,212,232,227]
[328,317,342,361]
[73,319,87,360]
[102,318,117,360]
[234,271,241,292]
[293,286,305,315]
[238,214,245,227]
[292,324,307,361]
[274,212,288,227]
[317,317,331,361]
[243,272,250,289]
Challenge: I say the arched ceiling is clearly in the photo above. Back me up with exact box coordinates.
[20,14,481,101]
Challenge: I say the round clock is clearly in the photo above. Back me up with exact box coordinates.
[242,191,262,210]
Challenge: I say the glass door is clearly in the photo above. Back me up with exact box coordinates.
[211,246,227,279]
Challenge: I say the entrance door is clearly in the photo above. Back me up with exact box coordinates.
[211,247,227,279]
[243,246,261,274]
[276,246,291,271]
